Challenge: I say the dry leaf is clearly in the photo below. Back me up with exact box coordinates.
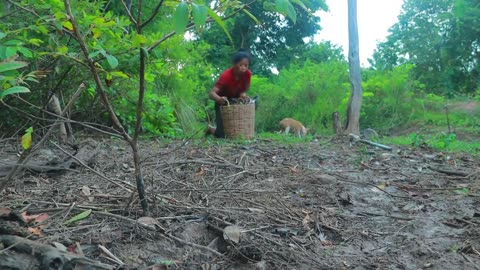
[81,186,94,202]
[0,208,11,218]
[52,242,67,252]
[321,239,334,246]
[81,186,91,196]
[34,213,49,223]
[248,208,265,214]
[289,165,300,173]
[137,217,159,229]
[28,227,44,237]
[223,225,242,243]
[195,167,206,177]
[67,243,78,254]
[371,182,386,192]
[302,213,314,231]
[21,212,49,224]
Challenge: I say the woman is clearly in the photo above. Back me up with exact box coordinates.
[207,49,252,138]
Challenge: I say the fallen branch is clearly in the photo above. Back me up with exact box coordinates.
[349,133,392,151]
[428,166,470,177]
[0,235,114,270]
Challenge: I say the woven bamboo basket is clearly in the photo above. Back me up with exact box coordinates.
[220,102,255,139]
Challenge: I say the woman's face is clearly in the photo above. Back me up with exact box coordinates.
[233,58,249,75]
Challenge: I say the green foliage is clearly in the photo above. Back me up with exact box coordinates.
[257,132,313,144]
[1,0,479,161]
[372,0,480,95]
[250,56,349,133]
[383,133,480,154]
[360,64,424,131]
[200,0,328,75]
[0,34,37,100]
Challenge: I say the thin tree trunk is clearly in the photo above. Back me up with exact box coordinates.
[332,111,342,136]
[132,11,148,213]
[345,0,362,134]
[48,94,68,143]
[63,0,149,213]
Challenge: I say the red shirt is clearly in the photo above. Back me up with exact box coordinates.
[214,68,252,98]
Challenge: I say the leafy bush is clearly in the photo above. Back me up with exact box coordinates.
[361,64,424,131]
[250,60,349,133]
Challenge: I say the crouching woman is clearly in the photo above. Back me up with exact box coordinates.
[207,49,252,138]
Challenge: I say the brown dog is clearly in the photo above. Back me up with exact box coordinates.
[279,118,309,138]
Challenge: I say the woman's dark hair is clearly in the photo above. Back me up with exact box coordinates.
[232,49,251,64]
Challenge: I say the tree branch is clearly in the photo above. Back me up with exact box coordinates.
[140,0,165,28]
[137,0,143,27]
[63,0,132,142]
[120,0,138,26]
[147,0,257,52]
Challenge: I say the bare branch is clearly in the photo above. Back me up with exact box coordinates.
[63,0,132,141]
[3,98,123,139]
[137,0,143,27]
[140,0,165,28]
[5,0,42,19]
[120,0,138,26]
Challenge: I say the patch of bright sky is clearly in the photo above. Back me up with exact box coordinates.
[314,0,404,67]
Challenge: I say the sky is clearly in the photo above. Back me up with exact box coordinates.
[314,0,404,67]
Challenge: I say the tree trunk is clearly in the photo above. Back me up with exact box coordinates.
[345,0,362,134]
[48,94,68,144]
[332,111,342,136]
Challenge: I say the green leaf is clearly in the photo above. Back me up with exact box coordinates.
[286,1,297,23]
[192,4,208,32]
[62,21,74,31]
[4,40,21,46]
[275,0,288,14]
[88,51,101,59]
[242,9,261,25]
[455,187,470,195]
[207,8,233,45]
[54,11,66,20]
[290,0,308,12]
[91,28,102,39]
[159,260,175,266]
[28,38,44,46]
[17,47,33,58]
[5,47,17,58]
[0,61,28,73]
[0,32,6,40]
[132,34,148,47]
[106,54,118,69]
[63,209,92,225]
[20,127,33,150]
[0,86,30,100]
[111,71,129,78]
[173,1,189,35]
[57,46,68,55]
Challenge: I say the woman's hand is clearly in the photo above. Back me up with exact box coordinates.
[209,87,227,105]
[216,96,228,105]
[239,93,250,103]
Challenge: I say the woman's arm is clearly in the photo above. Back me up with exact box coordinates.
[209,86,227,105]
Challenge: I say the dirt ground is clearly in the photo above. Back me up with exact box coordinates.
[1,136,479,269]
